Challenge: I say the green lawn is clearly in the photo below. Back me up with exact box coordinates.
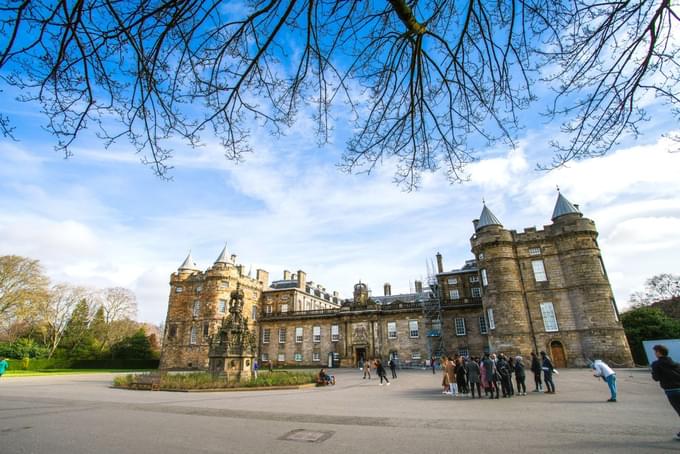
[3,369,154,377]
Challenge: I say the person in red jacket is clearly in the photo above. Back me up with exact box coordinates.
[651,344,680,441]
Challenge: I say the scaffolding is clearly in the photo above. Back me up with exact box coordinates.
[423,258,445,360]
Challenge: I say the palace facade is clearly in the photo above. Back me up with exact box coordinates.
[159,193,633,370]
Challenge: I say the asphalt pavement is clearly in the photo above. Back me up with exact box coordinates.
[0,367,677,453]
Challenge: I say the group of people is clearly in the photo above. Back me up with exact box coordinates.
[440,351,557,399]
[360,358,396,385]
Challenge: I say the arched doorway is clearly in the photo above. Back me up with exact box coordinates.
[550,340,567,368]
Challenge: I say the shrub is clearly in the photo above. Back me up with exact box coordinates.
[112,370,316,390]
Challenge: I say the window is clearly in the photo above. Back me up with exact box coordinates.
[599,257,607,276]
[472,287,482,298]
[487,308,496,330]
[312,351,320,362]
[251,305,257,321]
[295,327,303,343]
[409,320,419,338]
[387,322,397,339]
[313,326,321,343]
[331,325,339,342]
[261,353,269,362]
[479,316,488,334]
[277,353,285,362]
[411,351,421,360]
[532,260,548,282]
[449,289,460,300]
[469,275,480,283]
[611,298,619,322]
[431,319,442,336]
[294,352,303,362]
[481,269,488,287]
[458,348,469,358]
[447,277,458,285]
[529,247,541,256]
[220,280,229,289]
[175,286,183,293]
[192,300,200,317]
[455,318,466,336]
[190,326,197,344]
[262,328,271,344]
[540,302,559,332]
[278,328,286,343]
[265,304,272,314]
[280,303,289,313]
[168,325,177,339]
[203,322,209,339]
[219,299,227,313]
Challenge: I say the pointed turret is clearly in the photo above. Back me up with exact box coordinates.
[551,191,581,221]
[215,243,230,264]
[178,251,199,271]
[476,204,503,230]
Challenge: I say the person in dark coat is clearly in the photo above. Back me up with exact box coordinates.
[375,359,390,386]
[540,351,556,394]
[388,358,397,379]
[651,344,680,441]
[507,356,516,396]
[496,354,513,398]
[456,358,468,395]
[467,357,482,398]
[530,351,543,392]
[482,353,499,399]
[514,355,527,395]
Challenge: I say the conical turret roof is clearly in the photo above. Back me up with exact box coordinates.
[476,204,503,230]
[178,251,199,271]
[215,243,230,264]
[551,192,580,221]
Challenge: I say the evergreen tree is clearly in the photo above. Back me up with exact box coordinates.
[111,329,154,360]
[60,299,97,359]
[621,307,680,365]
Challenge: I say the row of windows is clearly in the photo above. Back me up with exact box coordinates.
[262,325,340,344]
[192,300,258,321]
[448,287,482,300]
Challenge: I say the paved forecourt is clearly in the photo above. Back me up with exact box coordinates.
[0,367,675,453]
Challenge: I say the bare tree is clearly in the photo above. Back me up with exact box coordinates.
[92,287,138,349]
[0,255,49,340]
[630,273,680,306]
[39,284,91,358]
[0,1,677,189]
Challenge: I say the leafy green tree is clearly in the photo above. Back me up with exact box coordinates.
[621,307,680,365]
[110,329,154,360]
[60,299,101,359]
[0,255,49,341]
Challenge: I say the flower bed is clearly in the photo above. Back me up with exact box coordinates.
[113,370,316,391]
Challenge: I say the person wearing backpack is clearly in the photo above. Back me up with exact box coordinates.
[651,344,680,441]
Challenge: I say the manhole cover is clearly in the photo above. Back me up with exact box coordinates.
[279,429,334,443]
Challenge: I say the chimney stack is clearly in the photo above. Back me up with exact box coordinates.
[297,270,307,290]
[384,283,392,296]
[472,219,480,230]
[256,269,269,287]
[436,252,444,273]
[415,280,423,294]
[283,270,291,280]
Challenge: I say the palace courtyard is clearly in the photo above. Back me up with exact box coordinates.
[0,367,675,453]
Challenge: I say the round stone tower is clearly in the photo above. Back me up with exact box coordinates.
[548,193,633,366]
[470,205,535,357]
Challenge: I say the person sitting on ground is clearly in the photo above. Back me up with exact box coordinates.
[318,368,335,385]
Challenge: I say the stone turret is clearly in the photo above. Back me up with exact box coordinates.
[471,204,534,357]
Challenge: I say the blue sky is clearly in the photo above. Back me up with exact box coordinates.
[1,96,679,324]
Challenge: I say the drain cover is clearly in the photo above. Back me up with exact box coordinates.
[280,429,334,443]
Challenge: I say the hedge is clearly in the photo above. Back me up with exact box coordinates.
[12,358,159,370]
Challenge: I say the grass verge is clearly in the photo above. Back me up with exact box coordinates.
[5,369,154,377]
[113,370,317,390]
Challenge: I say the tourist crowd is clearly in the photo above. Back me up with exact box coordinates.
[436,351,556,399]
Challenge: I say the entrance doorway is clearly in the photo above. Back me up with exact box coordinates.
[355,347,367,367]
[550,340,567,368]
